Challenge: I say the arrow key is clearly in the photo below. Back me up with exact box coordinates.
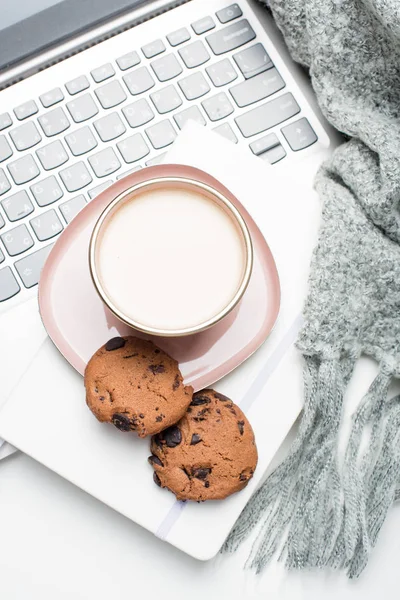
[281,117,318,151]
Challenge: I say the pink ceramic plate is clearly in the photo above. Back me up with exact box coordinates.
[38,164,280,391]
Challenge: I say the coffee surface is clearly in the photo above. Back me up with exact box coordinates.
[96,185,247,331]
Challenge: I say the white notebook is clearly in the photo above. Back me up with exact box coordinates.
[0,122,323,559]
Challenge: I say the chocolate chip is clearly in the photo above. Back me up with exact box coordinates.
[153,472,162,487]
[163,425,182,447]
[213,392,230,402]
[191,394,211,406]
[149,364,165,374]
[99,396,105,402]
[139,413,145,419]
[94,387,99,393]
[154,435,163,448]
[190,434,202,445]
[216,408,221,414]
[154,349,160,354]
[239,472,247,481]
[238,420,245,435]
[204,481,210,488]
[230,408,237,416]
[105,337,126,351]
[191,467,211,480]
[111,413,131,432]
[156,415,163,422]
[123,353,138,359]
[172,374,181,391]
[148,455,164,467]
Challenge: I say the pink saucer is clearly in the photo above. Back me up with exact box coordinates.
[38,164,280,392]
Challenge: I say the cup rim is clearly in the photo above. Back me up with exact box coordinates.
[89,175,253,337]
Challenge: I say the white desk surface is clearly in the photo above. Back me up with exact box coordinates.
[0,449,399,599]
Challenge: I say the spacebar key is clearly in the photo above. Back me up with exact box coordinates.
[14,243,54,288]
[235,92,300,138]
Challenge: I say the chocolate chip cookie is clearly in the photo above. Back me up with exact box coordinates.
[149,389,258,501]
[85,336,193,437]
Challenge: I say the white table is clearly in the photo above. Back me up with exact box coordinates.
[0,450,399,599]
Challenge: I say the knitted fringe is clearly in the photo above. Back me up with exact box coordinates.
[223,355,399,578]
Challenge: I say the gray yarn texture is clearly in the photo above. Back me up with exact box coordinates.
[225,0,400,578]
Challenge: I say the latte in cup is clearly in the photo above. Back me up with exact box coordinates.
[90,177,253,336]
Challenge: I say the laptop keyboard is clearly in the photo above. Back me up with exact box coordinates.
[0,3,318,305]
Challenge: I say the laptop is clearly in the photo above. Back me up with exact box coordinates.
[0,0,345,555]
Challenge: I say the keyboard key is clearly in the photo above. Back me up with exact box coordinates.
[122,99,154,128]
[9,121,42,151]
[36,140,69,170]
[30,209,63,241]
[93,112,126,142]
[151,54,183,82]
[206,19,256,55]
[179,41,210,68]
[0,113,12,131]
[216,4,243,23]
[95,80,127,109]
[39,87,64,108]
[123,67,155,96]
[38,107,70,137]
[145,120,176,149]
[88,181,113,199]
[145,153,167,166]
[7,155,40,185]
[88,148,121,178]
[174,106,206,129]
[202,92,234,121]
[250,132,280,155]
[213,122,238,143]
[0,169,11,196]
[59,162,93,192]
[116,51,141,71]
[261,144,286,164]
[59,195,87,224]
[14,243,54,288]
[91,63,115,83]
[0,136,13,162]
[150,85,182,114]
[235,92,300,138]
[65,126,97,156]
[178,72,210,100]
[66,94,98,123]
[30,175,63,207]
[116,166,142,180]
[141,39,165,59]
[117,133,149,163]
[1,190,34,222]
[0,248,3,263]
[230,68,285,107]
[206,58,237,87]
[0,212,4,229]
[281,118,317,151]
[167,27,191,47]
[1,224,34,256]
[0,267,20,300]
[191,16,215,35]
[14,100,38,121]
[65,75,90,95]
[233,44,273,79]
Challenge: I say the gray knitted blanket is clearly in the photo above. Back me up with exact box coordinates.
[224,0,400,579]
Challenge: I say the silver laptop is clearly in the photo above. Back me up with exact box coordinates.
[0,0,341,316]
